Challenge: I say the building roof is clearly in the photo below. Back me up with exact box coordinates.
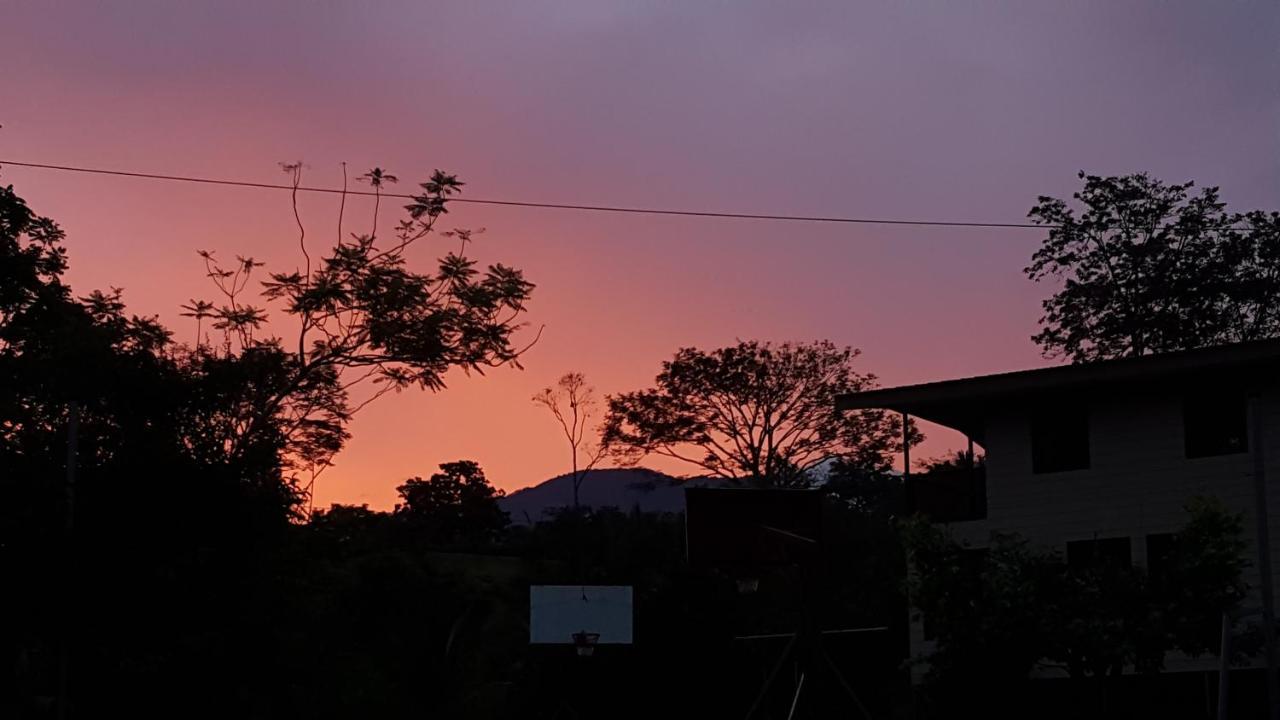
[836,339,1280,440]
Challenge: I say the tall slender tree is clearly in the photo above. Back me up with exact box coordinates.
[533,372,609,509]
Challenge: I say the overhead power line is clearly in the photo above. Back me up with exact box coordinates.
[0,159,1051,230]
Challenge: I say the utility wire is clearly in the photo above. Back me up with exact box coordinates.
[0,159,1050,230]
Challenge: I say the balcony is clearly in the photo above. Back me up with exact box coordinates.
[907,465,986,522]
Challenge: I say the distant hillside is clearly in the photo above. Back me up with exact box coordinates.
[500,468,728,525]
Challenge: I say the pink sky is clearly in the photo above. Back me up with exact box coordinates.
[2,2,1277,507]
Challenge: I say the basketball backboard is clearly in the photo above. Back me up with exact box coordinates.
[529,585,634,645]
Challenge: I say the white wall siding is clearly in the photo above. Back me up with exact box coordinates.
[910,384,1280,678]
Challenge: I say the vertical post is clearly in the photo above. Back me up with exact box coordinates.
[902,413,913,515]
[1218,611,1232,720]
[903,411,917,717]
[967,435,977,517]
[902,413,912,477]
[1249,395,1278,720]
[56,402,79,720]
[65,402,77,537]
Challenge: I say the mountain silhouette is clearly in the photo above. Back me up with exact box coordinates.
[499,468,729,525]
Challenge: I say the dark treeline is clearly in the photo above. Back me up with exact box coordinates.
[298,497,905,718]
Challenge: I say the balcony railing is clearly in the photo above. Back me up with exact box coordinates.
[907,466,986,522]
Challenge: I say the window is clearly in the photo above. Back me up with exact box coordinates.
[1184,390,1248,458]
[1066,537,1131,572]
[1031,404,1090,473]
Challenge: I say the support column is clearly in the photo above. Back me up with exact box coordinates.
[1249,395,1278,720]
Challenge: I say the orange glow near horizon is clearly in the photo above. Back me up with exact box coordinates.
[0,160,1027,507]
[3,3,1275,508]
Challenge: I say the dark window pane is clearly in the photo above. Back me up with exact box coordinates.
[1031,404,1090,474]
[1066,537,1131,572]
[1184,390,1248,458]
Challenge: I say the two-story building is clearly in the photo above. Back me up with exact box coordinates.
[836,339,1280,698]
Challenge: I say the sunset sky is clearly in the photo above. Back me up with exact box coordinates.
[2,1,1277,507]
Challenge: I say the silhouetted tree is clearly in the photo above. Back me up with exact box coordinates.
[603,340,917,487]
[0,178,300,718]
[357,166,398,239]
[825,450,987,520]
[824,459,904,514]
[309,503,391,552]
[0,172,531,718]
[1026,172,1280,362]
[188,164,536,503]
[395,461,509,549]
[532,372,609,508]
[917,448,985,473]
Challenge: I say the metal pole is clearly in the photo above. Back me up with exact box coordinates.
[902,413,912,478]
[56,402,79,720]
[785,672,806,720]
[1218,611,1232,720]
[1249,395,1278,720]
[64,403,77,535]
[821,650,874,720]
[968,435,978,517]
[903,413,912,514]
[743,632,799,720]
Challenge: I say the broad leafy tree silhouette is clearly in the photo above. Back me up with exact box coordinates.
[603,340,918,486]
[395,460,510,549]
[1027,172,1280,362]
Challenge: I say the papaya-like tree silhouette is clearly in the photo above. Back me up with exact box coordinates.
[191,164,537,507]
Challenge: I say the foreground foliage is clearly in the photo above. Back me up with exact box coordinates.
[903,497,1250,714]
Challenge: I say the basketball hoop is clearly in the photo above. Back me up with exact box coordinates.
[572,631,600,657]
[530,586,632,652]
